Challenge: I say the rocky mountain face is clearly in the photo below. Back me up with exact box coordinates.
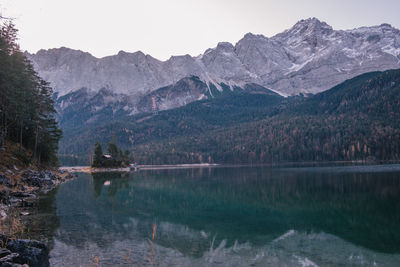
[136,76,209,113]
[54,76,209,128]
[27,18,400,123]
[54,87,135,129]
[55,75,280,131]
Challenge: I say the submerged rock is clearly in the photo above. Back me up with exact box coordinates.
[0,235,49,267]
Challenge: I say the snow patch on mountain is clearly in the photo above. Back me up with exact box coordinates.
[28,18,400,110]
[382,44,400,58]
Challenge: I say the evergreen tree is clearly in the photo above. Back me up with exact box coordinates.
[107,141,120,160]
[0,17,62,165]
[92,142,103,167]
[91,141,130,167]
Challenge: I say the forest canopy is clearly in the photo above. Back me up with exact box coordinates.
[0,18,62,166]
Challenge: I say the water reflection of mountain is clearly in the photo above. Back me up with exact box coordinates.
[50,166,400,256]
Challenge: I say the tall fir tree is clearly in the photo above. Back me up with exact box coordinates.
[92,142,103,167]
[0,17,62,165]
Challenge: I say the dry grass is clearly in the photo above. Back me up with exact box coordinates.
[146,223,157,267]
[75,223,160,266]
[93,255,99,266]
[0,141,38,192]
[0,141,34,173]
[152,223,157,240]
[0,208,25,239]
[124,249,132,264]
[147,239,155,267]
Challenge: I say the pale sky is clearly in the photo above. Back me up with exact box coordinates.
[0,0,399,61]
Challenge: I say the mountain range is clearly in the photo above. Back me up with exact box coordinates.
[28,18,400,117]
[23,18,400,165]
[58,68,400,165]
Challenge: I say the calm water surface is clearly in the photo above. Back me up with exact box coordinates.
[26,165,400,266]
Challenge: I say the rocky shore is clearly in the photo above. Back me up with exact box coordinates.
[0,169,74,217]
[0,168,74,266]
[0,234,49,267]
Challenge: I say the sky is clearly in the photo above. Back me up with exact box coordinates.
[0,0,399,61]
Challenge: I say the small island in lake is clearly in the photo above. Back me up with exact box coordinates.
[91,141,132,168]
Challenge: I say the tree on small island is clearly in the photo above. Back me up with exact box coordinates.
[91,141,131,168]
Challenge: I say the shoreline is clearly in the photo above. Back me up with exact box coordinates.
[59,160,400,173]
[0,168,75,221]
[0,167,75,266]
[60,163,220,173]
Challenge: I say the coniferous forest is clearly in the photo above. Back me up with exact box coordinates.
[132,70,400,164]
[91,141,131,168]
[0,19,62,166]
[59,69,400,165]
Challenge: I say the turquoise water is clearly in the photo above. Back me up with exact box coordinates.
[27,165,400,266]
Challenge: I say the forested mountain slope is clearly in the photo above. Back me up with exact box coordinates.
[132,69,400,164]
[60,69,400,165]
[59,84,284,165]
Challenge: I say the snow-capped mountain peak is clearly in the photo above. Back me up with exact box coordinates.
[28,18,400,102]
[285,18,333,36]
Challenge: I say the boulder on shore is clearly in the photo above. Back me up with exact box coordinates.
[0,234,49,267]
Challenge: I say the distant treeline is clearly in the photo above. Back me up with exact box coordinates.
[0,19,61,165]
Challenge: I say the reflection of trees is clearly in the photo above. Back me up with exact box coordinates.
[21,187,61,250]
[130,167,400,207]
[92,172,130,198]
[47,168,400,254]
[51,173,138,249]
[125,167,400,253]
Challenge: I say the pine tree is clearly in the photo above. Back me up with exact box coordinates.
[92,142,103,167]
[107,141,120,159]
[0,17,62,165]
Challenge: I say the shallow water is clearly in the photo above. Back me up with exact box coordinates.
[26,164,400,266]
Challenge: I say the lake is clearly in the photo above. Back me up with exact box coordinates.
[25,164,400,266]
